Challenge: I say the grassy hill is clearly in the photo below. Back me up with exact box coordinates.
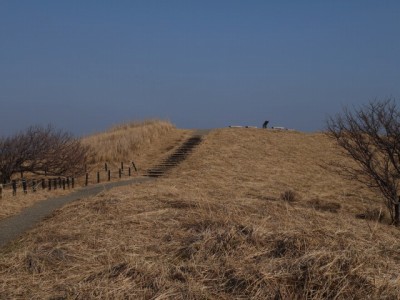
[1,128,399,299]
[0,120,190,220]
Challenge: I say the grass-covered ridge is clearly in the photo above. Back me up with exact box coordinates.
[0,128,399,299]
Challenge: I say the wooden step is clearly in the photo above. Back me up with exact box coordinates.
[144,134,203,177]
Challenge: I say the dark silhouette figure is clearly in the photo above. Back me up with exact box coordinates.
[262,120,269,128]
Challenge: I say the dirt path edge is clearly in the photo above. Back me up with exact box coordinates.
[0,177,153,249]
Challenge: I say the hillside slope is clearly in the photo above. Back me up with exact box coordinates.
[0,128,399,299]
[83,120,191,172]
[0,120,190,220]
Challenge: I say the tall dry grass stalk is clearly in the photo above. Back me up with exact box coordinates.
[0,128,399,299]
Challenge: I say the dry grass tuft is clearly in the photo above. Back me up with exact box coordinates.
[356,208,385,222]
[1,128,400,298]
[280,190,299,202]
[308,198,341,213]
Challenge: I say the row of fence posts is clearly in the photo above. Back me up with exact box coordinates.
[6,177,76,196]
[0,161,138,197]
[84,161,137,186]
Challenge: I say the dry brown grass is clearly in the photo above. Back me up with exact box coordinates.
[83,120,191,172]
[1,128,399,299]
[0,120,190,220]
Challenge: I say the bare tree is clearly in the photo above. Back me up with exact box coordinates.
[0,125,89,183]
[326,99,400,225]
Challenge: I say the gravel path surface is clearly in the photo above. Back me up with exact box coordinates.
[0,177,153,248]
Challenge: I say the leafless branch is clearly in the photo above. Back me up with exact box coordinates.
[326,99,400,225]
[0,125,90,183]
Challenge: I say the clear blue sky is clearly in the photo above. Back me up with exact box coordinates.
[1,1,399,135]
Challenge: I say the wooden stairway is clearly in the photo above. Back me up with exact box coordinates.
[144,135,203,178]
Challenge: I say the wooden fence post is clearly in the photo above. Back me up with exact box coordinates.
[132,161,137,172]
[395,196,400,226]
[12,180,17,196]
[22,179,27,194]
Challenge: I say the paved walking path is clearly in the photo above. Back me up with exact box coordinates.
[0,177,153,248]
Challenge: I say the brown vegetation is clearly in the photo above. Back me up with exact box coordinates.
[0,125,88,182]
[327,99,400,225]
[1,128,399,299]
[82,120,191,172]
[0,120,189,220]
